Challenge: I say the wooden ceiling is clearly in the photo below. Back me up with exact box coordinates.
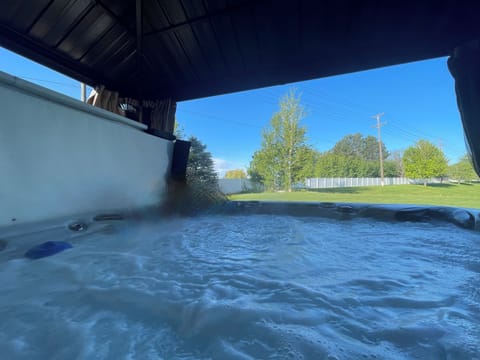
[1,0,480,101]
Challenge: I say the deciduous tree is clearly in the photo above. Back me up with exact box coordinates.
[448,154,478,183]
[402,140,448,186]
[332,133,388,161]
[387,150,405,177]
[321,133,390,177]
[249,89,312,191]
[224,169,247,179]
[315,152,363,177]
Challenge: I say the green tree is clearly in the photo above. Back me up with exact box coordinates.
[315,152,348,177]
[327,133,389,177]
[224,169,247,179]
[403,140,448,186]
[332,133,388,161]
[186,136,218,187]
[332,133,363,158]
[296,146,319,180]
[383,160,400,177]
[249,147,281,191]
[387,150,405,177]
[249,89,311,191]
[448,154,478,183]
[247,152,265,184]
[166,136,222,215]
[314,152,365,177]
[174,120,185,139]
[364,135,388,161]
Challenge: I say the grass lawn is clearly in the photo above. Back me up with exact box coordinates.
[229,183,480,209]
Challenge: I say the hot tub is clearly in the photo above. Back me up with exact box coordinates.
[0,202,479,359]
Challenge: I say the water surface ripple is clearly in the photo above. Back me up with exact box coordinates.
[0,214,479,359]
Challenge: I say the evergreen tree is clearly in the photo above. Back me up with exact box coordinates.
[173,120,185,139]
[186,136,218,187]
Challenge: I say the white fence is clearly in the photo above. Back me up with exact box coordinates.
[304,177,445,189]
[220,177,449,193]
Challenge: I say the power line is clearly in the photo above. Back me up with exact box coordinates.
[176,108,263,129]
[263,88,371,124]
[300,86,464,155]
[302,85,374,114]
[187,87,465,163]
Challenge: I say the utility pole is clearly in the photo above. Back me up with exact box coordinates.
[372,113,386,186]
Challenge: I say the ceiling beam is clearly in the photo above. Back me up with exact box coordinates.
[144,0,260,37]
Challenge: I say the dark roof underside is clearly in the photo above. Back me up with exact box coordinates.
[1,0,480,101]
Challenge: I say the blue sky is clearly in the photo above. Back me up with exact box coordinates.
[1,47,466,176]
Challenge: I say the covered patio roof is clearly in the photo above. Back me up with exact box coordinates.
[1,0,480,101]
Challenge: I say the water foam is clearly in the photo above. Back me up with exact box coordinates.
[0,213,479,359]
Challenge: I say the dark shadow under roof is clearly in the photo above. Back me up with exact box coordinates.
[1,0,480,101]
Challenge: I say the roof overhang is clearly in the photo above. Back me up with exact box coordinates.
[2,1,480,101]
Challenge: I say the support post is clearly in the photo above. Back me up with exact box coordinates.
[80,82,86,102]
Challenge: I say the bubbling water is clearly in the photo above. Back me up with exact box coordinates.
[0,207,479,359]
